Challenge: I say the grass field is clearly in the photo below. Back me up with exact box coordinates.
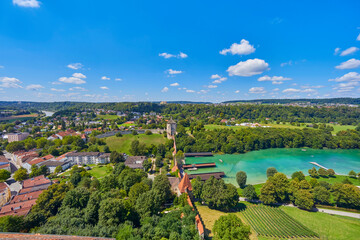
[282,206,360,240]
[0,114,38,122]
[87,164,113,179]
[105,133,166,155]
[197,202,360,240]
[305,175,360,185]
[97,114,120,120]
[204,122,356,134]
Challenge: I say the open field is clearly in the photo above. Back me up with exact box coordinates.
[305,175,360,185]
[204,123,356,134]
[0,114,38,122]
[197,202,360,240]
[105,133,166,155]
[87,164,113,179]
[97,114,120,120]
[282,205,360,240]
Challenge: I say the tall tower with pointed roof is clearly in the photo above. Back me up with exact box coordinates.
[167,118,177,139]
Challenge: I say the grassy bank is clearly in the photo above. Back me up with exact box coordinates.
[105,133,166,155]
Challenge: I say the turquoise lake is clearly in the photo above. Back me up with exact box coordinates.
[184,148,360,185]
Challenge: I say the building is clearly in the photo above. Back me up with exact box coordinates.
[0,183,11,207]
[124,156,147,169]
[166,118,176,139]
[22,175,52,190]
[7,132,29,143]
[66,152,111,165]
[0,155,11,172]
[38,160,72,173]
[22,154,55,172]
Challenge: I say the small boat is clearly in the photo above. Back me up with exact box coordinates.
[219,159,223,163]
[188,167,198,171]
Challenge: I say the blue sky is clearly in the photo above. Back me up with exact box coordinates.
[0,0,360,102]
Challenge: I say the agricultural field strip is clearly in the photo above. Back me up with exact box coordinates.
[241,205,319,238]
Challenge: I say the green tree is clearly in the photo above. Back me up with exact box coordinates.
[110,151,124,164]
[236,171,247,189]
[348,170,357,178]
[294,190,314,210]
[191,176,203,199]
[62,187,91,209]
[318,168,328,177]
[313,186,330,205]
[0,215,24,232]
[266,167,277,178]
[327,169,335,177]
[70,172,82,186]
[5,141,25,153]
[54,165,63,174]
[242,185,257,200]
[332,183,360,209]
[14,167,28,182]
[0,169,11,182]
[129,182,150,202]
[308,167,319,178]
[142,159,152,172]
[291,171,305,181]
[213,214,251,240]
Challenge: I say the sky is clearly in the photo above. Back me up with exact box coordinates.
[0,0,360,103]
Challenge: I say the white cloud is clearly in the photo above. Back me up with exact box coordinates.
[282,88,301,93]
[159,52,188,59]
[258,75,292,84]
[235,90,240,93]
[170,83,179,87]
[100,86,109,90]
[220,39,256,55]
[179,52,188,58]
[227,58,269,77]
[13,0,40,8]
[51,88,65,92]
[273,88,280,91]
[210,74,221,79]
[67,63,83,70]
[335,59,360,69]
[357,34,360,41]
[70,87,87,91]
[72,73,86,78]
[101,76,110,80]
[59,77,86,84]
[249,87,266,94]
[161,87,169,92]
[334,48,341,55]
[26,84,44,91]
[186,89,195,93]
[340,47,359,56]
[166,69,183,75]
[329,72,360,82]
[207,85,218,88]
[0,77,23,88]
[0,66,4,69]
[280,60,293,67]
[115,78,122,81]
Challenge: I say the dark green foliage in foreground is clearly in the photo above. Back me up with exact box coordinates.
[242,185,257,200]
[213,214,251,240]
[236,171,247,188]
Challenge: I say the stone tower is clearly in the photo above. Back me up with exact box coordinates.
[167,118,177,139]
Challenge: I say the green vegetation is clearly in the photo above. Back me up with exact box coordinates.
[305,175,360,185]
[105,133,166,155]
[282,205,360,240]
[96,114,120,120]
[241,204,319,239]
[87,164,113,179]
[213,214,251,240]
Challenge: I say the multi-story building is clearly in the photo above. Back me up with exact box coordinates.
[0,183,11,207]
[166,119,176,139]
[7,132,29,143]
[66,152,111,165]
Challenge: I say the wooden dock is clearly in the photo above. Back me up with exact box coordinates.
[309,162,339,175]
[183,162,216,169]
[188,172,225,181]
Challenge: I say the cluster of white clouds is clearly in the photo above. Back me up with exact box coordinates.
[258,75,292,84]
[0,77,23,88]
[67,63,83,70]
[159,52,188,59]
[335,58,360,69]
[329,72,360,93]
[13,0,40,8]
[58,73,87,84]
[166,69,183,75]
[26,84,44,91]
[211,74,227,84]
[249,87,266,94]
[334,47,359,56]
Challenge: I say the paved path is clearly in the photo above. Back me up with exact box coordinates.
[239,197,360,219]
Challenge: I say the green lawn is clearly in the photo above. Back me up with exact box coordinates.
[305,175,360,186]
[105,133,166,155]
[282,206,360,240]
[87,164,113,179]
[238,183,264,196]
[97,114,120,120]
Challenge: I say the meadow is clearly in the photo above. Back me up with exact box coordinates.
[105,133,166,155]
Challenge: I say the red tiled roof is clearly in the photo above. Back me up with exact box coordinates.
[0,199,37,216]
[178,173,192,193]
[11,190,43,204]
[0,163,10,169]
[22,175,51,189]
[195,214,205,235]
[0,155,8,163]
[27,155,54,165]
[0,182,9,192]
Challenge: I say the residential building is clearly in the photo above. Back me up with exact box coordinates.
[22,154,54,172]
[7,132,29,143]
[66,152,111,165]
[0,183,11,207]
[38,160,72,173]
[0,155,11,172]
[124,156,146,169]
[22,175,52,190]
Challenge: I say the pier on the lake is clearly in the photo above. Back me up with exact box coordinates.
[309,162,339,175]
[183,162,216,169]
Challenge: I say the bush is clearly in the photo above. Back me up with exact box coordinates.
[213,214,251,240]
[145,130,152,135]
[243,185,257,200]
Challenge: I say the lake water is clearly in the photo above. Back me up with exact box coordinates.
[42,111,54,117]
[184,148,360,185]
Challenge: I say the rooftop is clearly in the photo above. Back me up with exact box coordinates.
[22,175,51,189]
